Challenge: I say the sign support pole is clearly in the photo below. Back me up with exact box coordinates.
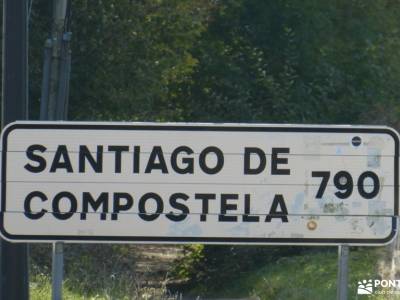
[42,1,70,299]
[51,243,64,300]
[337,245,349,300]
[0,0,29,299]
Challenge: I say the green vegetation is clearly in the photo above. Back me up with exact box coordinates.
[30,244,139,299]
[30,247,386,299]
[173,245,310,291]
[28,0,400,125]
[30,271,171,300]
[31,273,87,300]
[180,248,385,300]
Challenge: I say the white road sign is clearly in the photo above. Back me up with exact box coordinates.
[0,122,398,245]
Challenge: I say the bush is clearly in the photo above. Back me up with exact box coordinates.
[172,244,331,293]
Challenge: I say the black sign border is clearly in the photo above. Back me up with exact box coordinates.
[1,122,398,245]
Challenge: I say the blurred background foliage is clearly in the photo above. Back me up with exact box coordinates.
[21,0,400,297]
[29,0,400,125]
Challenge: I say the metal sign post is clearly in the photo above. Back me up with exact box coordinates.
[51,242,64,300]
[41,0,71,298]
[337,245,349,300]
[0,0,29,299]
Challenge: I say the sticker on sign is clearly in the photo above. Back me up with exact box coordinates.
[0,122,398,245]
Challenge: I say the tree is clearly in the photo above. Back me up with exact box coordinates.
[69,0,213,121]
[175,0,400,124]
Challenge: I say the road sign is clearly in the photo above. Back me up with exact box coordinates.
[1,122,398,245]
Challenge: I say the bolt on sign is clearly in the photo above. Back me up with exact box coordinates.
[0,122,398,245]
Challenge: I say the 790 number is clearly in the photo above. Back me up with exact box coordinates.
[312,171,380,199]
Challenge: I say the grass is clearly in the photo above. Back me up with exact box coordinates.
[30,272,89,300]
[29,244,171,300]
[30,247,393,299]
[30,271,175,300]
[186,247,390,300]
